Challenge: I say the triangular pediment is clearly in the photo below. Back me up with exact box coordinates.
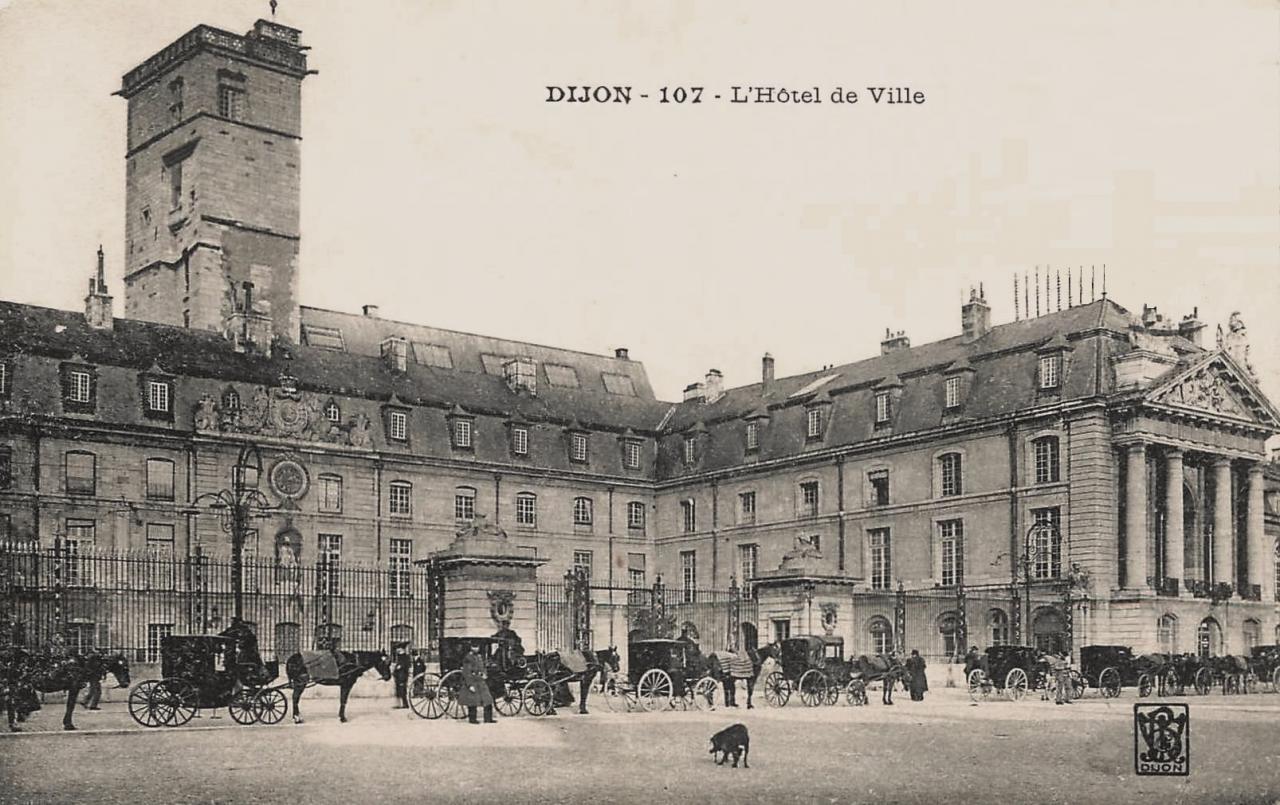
[1145,351,1280,429]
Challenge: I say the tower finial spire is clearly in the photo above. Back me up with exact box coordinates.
[270,0,278,17]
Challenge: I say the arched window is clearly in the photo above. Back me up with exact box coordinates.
[315,622,343,651]
[222,388,241,411]
[1032,436,1060,484]
[1031,607,1066,654]
[988,609,1010,647]
[454,486,477,521]
[1243,619,1260,651]
[515,492,537,528]
[1157,614,1178,654]
[1197,617,1222,658]
[324,399,341,423]
[573,496,593,527]
[868,616,893,655]
[937,611,960,658]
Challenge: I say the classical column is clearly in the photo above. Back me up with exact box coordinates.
[1247,464,1270,602]
[1124,443,1149,590]
[1211,458,1234,590]
[1163,449,1184,588]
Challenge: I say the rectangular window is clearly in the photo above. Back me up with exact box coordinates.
[65,452,96,496]
[145,458,175,501]
[1032,507,1062,580]
[0,447,12,490]
[318,534,342,596]
[772,618,791,642]
[516,494,537,528]
[169,159,183,210]
[683,436,697,465]
[318,475,342,513]
[573,550,593,581]
[939,519,963,587]
[875,392,891,424]
[168,77,183,121]
[940,453,963,497]
[1033,437,1061,484]
[745,422,760,452]
[65,519,95,587]
[0,514,8,540]
[738,544,759,589]
[800,481,820,518]
[627,501,645,530]
[147,623,173,663]
[146,523,175,590]
[389,538,412,598]
[388,482,412,517]
[453,419,473,449]
[218,84,245,121]
[454,489,476,521]
[806,408,823,439]
[512,426,529,456]
[147,380,170,413]
[388,410,407,442]
[628,553,647,604]
[869,470,890,507]
[0,361,8,396]
[570,433,589,463]
[624,441,641,469]
[680,550,697,603]
[573,497,593,527]
[681,499,697,533]
[1039,355,1060,389]
[810,534,822,554]
[739,491,756,525]
[945,376,961,409]
[68,370,91,403]
[870,527,891,590]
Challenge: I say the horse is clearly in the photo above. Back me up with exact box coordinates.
[3,649,130,731]
[850,654,908,705]
[538,646,619,714]
[284,649,392,724]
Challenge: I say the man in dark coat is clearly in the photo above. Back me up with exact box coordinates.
[391,646,411,709]
[458,644,496,724]
[906,649,928,701]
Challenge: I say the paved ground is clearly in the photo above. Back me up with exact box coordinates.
[2,687,1278,804]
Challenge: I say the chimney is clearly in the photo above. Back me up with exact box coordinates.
[362,304,380,318]
[84,245,114,331]
[961,285,991,342]
[762,352,775,386]
[683,382,705,403]
[1178,306,1205,347]
[704,369,724,403]
[380,335,409,372]
[614,347,630,360]
[880,328,911,355]
[1141,304,1161,329]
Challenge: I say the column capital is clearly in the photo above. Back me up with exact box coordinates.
[1163,447,1184,460]
[1211,456,1234,469]
[1246,463,1265,480]
[1125,442,1147,456]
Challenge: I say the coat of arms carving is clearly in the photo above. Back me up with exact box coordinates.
[193,383,374,448]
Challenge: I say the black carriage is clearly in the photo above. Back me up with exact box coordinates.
[967,645,1053,702]
[762,635,853,707]
[1248,645,1280,693]
[1078,645,1171,698]
[408,635,542,720]
[613,638,717,712]
[127,632,286,728]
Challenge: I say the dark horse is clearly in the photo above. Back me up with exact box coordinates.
[284,650,392,724]
[2,649,130,731]
[542,646,619,715]
[705,643,777,708]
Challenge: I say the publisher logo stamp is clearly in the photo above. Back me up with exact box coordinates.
[1134,703,1190,776]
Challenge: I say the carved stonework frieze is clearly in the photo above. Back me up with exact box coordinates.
[1156,365,1250,420]
[487,590,515,629]
[193,385,374,448]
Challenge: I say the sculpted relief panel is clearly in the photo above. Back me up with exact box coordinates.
[194,382,374,448]
[1159,366,1249,419]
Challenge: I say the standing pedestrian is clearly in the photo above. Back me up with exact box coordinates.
[391,646,410,709]
[906,649,928,702]
[1053,650,1072,705]
[458,644,496,724]
[881,651,897,705]
[729,646,757,709]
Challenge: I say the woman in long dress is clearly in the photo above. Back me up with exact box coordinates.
[906,649,928,701]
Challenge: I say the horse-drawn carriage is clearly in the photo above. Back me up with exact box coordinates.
[1248,645,1280,693]
[601,638,718,712]
[128,630,286,727]
[1077,645,1172,698]
[762,635,854,707]
[967,645,1054,702]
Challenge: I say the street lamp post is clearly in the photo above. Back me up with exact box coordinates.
[192,443,272,623]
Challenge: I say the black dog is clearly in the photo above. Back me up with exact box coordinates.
[709,723,750,768]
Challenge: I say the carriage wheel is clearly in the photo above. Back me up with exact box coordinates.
[1242,673,1257,696]
[636,669,673,712]
[1004,668,1028,702]
[494,682,523,717]
[824,677,841,706]
[127,680,171,728]
[1272,666,1280,693]
[228,688,259,725]
[798,669,828,707]
[161,679,198,727]
[1222,674,1238,696]
[846,679,868,706]
[439,671,468,719]
[521,678,554,716]
[1098,667,1121,698]
[1137,673,1153,698]
[1193,667,1211,696]
[1162,668,1183,697]
[407,672,444,719]
[1068,670,1086,700]
[600,678,627,712]
[967,669,991,703]
[763,672,790,707]
[254,689,288,725]
[691,676,718,711]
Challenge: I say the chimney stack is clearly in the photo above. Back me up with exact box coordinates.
[84,245,114,330]
[362,304,380,318]
[683,382,706,403]
[762,352,775,386]
[961,285,991,342]
[1141,304,1161,329]
[1177,307,1205,347]
[880,328,911,355]
[614,347,630,360]
[704,369,724,403]
[380,336,409,372]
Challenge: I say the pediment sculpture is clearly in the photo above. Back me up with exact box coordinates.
[1156,365,1249,419]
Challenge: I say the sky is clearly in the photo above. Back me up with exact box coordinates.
[0,0,1277,408]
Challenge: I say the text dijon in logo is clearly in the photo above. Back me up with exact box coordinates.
[1134,704,1190,777]
[544,86,926,104]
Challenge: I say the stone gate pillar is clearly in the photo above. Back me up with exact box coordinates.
[419,516,547,650]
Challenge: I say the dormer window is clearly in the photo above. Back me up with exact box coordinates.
[875,392,891,424]
[745,421,760,452]
[683,435,697,465]
[453,419,473,449]
[1039,354,1060,389]
[806,408,823,439]
[511,425,529,456]
[141,373,174,421]
[945,376,961,409]
[623,440,642,469]
[385,407,409,443]
[570,432,589,464]
[61,362,97,414]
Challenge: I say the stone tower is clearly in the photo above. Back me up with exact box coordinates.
[116,19,310,344]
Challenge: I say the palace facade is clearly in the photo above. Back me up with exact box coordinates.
[0,17,1277,660]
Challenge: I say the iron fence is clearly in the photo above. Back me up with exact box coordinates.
[0,541,435,662]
